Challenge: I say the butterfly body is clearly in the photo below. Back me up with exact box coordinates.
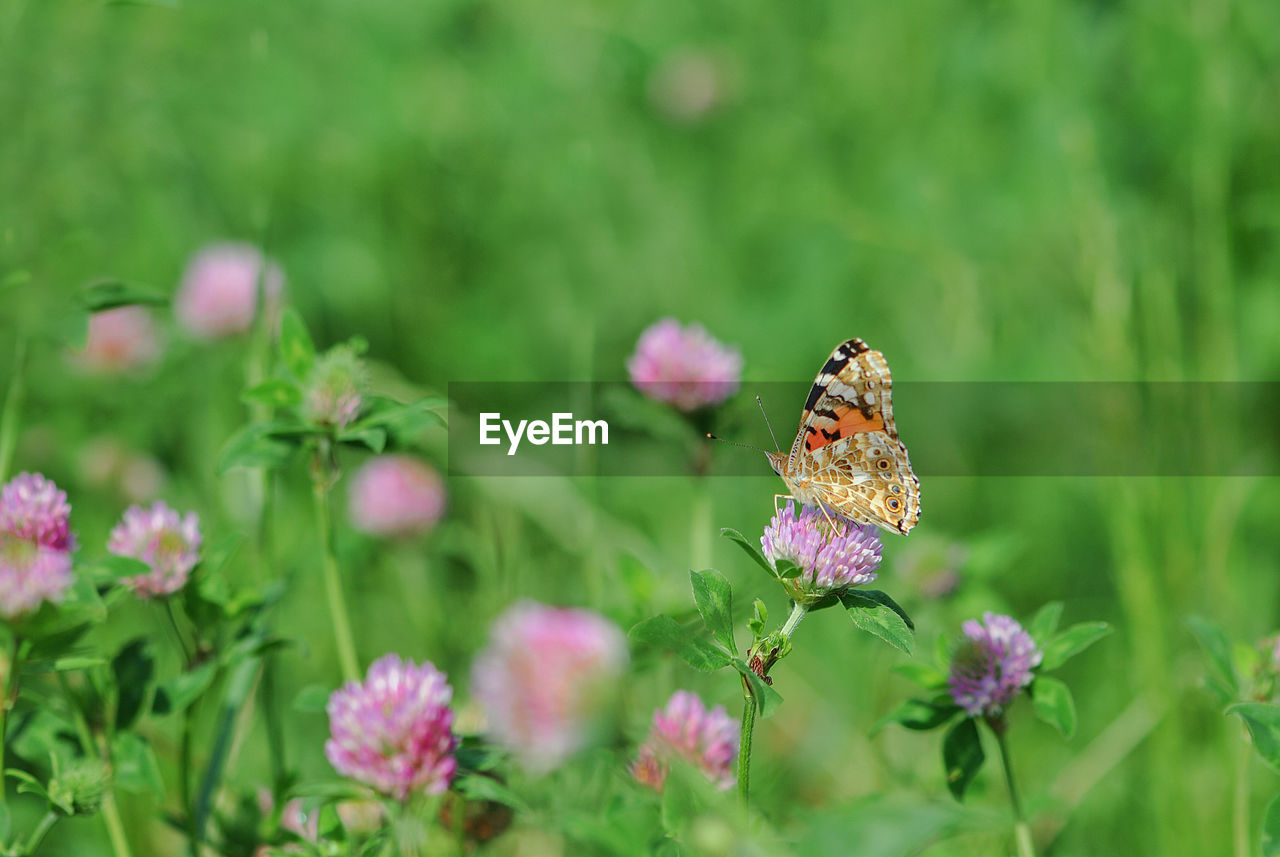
[769,338,920,535]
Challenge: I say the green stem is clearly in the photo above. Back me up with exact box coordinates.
[0,335,26,482]
[994,725,1035,857]
[0,634,19,825]
[23,810,58,854]
[312,445,359,683]
[1233,730,1250,857]
[164,600,193,666]
[779,601,807,639]
[99,793,134,857]
[737,679,755,807]
[56,675,133,857]
[181,704,196,853]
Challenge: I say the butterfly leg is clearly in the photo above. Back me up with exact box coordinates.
[773,494,795,516]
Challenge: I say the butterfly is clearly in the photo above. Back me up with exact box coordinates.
[765,338,921,535]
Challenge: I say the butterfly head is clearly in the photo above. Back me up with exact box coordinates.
[765,451,786,477]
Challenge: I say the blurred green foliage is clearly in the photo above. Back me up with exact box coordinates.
[2,0,1279,854]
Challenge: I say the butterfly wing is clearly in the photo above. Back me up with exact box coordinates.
[807,432,921,534]
[782,337,921,534]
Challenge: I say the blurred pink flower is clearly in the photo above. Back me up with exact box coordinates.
[347,456,445,537]
[79,437,166,502]
[174,243,285,339]
[471,602,628,773]
[75,307,162,373]
[326,654,458,801]
[0,473,75,618]
[107,501,201,597]
[631,690,737,792]
[627,319,742,411]
[648,50,733,124]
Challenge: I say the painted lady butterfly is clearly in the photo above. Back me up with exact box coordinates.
[766,338,921,535]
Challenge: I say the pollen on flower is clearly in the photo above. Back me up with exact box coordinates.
[107,501,202,598]
[325,654,458,801]
[471,601,628,774]
[627,318,742,412]
[0,473,76,619]
[947,612,1042,718]
[631,690,738,792]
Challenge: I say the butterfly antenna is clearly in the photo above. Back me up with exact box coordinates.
[705,433,772,454]
[756,395,781,453]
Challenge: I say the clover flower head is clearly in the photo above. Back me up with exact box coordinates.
[0,473,75,618]
[347,456,446,538]
[175,243,285,339]
[627,319,742,412]
[304,345,367,430]
[108,501,201,598]
[948,612,1042,718]
[761,503,882,596]
[326,654,458,801]
[471,602,628,773]
[631,690,737,792]
[75,306,163,373]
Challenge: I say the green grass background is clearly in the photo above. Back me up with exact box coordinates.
[2,0,1279,854]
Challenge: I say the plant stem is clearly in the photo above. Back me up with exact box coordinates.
[1233,730,1250,857]
[737,679,755,807]
[312,445,359,683]
[100,793,134,857]
[994,725,1035,857]
[56,674,133,857]
[780,601,807,639]
[23,810,58,854]
[0,334,26,482]
[0,633,19,823]
[164,600,193,666]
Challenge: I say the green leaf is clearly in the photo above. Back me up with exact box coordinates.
[113,638,155,731]
[1230,703,1280,774]
[1262,792,1280,857]
[874,698,960,734]
[337,426,387,453]
[1041,622,1111,671]
[217,424,295,474]
[79,280,168,312]
[153,663,217,715]
[840,590,914,654]
[774,559,803,579]
[720,528,778,580]
[6,769,51,804]
[748,599,767,638]
[894,662,948,690]
[242,379,302,408]
[1188,616,1239,700]
[1028,601,1063,647]
[629,615,732,672]
[733,660,783,717]
[1031,676,1077,739]
[279,308,316,379]
[91,555,153,580]
[689,569,735,655]
[112,733,164,795]
[454,773,526,811]
[350,396,447,436]
[942,717,985,801]
[293,684,332,713]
